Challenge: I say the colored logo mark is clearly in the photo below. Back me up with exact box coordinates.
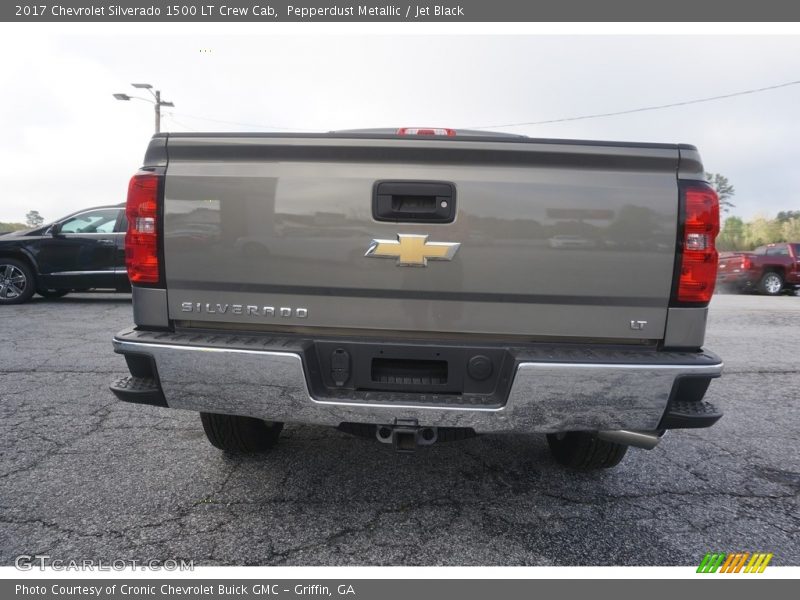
[697,552,773,573]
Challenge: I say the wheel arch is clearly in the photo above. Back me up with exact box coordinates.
[0,248,39,274]
[761,266,787,278]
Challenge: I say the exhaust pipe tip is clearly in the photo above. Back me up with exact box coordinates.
[596,429,663,450]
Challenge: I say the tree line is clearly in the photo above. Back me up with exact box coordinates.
[706,172,800,251]
[0,210,44,234]
[717,211,800,251]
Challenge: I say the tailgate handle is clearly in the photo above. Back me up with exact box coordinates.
[373,181,456,223]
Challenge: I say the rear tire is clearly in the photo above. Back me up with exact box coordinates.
[0,258,36,305]
[758,272,783,296]
[546,432,628,470]
[200,412,283,453]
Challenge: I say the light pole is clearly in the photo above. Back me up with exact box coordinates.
[113,83,174,134]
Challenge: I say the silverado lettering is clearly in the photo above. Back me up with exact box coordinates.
[180,302,308,318]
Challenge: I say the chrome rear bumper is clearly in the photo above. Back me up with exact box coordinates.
[112,329,722,434]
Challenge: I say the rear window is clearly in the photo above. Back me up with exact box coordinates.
[766,245,790,256]
[793,244,800,256]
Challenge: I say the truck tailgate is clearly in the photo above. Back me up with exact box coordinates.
[161,135,681,341]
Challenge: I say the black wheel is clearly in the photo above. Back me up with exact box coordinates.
[37,288,69,299]
[0,258,36,305]
[200,412,283,453]
[546,432,628,470]
[758,272,783,296]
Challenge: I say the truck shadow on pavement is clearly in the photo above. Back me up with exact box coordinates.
[29,294,132,304]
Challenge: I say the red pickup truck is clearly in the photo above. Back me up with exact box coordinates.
[717,242,800,295]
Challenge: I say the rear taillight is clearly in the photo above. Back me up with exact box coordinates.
[125,171,161,284]
[396,127,456,136]
[676,183,720,303]
[741,256,751,270]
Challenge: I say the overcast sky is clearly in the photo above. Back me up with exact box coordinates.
[2,32,799,224]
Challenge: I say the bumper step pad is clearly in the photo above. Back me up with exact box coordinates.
[109,375,167,408]
[659,400,722,429]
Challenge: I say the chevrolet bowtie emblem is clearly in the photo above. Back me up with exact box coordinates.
[365,234,461,267]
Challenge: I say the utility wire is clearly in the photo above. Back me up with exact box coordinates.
[165,111,317,131]
[470,78,800,129]
[145,78,800,132]
[162,113,198,132]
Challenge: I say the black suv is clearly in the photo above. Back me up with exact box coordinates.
[0,204,129,304]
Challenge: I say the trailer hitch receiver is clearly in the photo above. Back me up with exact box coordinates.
[376,419,438,453]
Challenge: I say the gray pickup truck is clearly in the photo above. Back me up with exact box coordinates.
[110,129,723,470]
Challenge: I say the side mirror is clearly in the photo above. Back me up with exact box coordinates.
[49,223,62,236]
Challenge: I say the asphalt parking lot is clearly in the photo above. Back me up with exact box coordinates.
[1,293,798,566]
